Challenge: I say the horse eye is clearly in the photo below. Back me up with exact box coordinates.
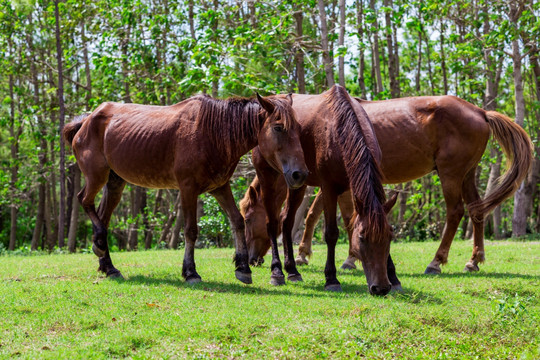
[273,124,284,133]
[358,234,365,241]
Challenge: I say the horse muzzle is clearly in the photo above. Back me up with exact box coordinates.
[283,169,308,189]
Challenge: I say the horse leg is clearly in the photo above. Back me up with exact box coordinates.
[338,191,358,270]
[180,190,202,284]
[387,254,402,291]
[321,189,341,292]
[77,166,117,273]
[95,171,126,277]
[425,177,465,274]
[296,190,323,266]
[462,168,485,272]
[258,171,286,285]
[282,186,307,282]
[210,183,252,284]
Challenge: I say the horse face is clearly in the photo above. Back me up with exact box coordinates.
[351,219,392,296]
[351,194,397,296]
[256,94,308,189]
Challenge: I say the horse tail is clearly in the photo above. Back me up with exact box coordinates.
[328,85,389,241]
[63,114,88,146]
[469,111,533,218]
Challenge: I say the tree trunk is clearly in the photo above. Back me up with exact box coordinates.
[293,11,306,94]
[318,0,335,87]
[169,192,184,249]
[384,0,399,97]
[67,166,81,252]
[8,70,17,251]
[54,0,66,248]
[440,20,448,94]
[369,0,383,95]
[338,0,346,86]
[356,0,367,98]
[509,3,529,237]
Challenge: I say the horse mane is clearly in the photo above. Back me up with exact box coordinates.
[327,85,390,243]
[195,94,295,161]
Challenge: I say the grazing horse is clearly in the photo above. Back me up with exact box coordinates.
[241,95,533,275]
[63,94,308,284]
[251,85,397,295]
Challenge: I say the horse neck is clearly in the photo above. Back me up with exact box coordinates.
[197,97,263,163]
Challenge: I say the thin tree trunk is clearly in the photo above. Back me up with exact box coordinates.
[8,68,17,251]
[369,0,383,95]
[169,192,183,249]
[318,0,335,87]
[356,0,367,98]
[440,20,448,94]
[54,0,66,248]
[338,0,346,86]
[67,166,81,252]
[293,11,306,94]
[509,2,529,237]
[384,0,399,97]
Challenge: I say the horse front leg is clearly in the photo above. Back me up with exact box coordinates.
[282,186,307,281]
[180,190,202,284]
[210,183,252,284]
[321,188,341,292]
[296,190,323,266]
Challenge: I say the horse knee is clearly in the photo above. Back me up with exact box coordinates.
[184,225,198,242]
[324,225,339,245]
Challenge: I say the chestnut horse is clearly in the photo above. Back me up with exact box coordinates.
[241,95,533,275]
[251,85,397,295]
[63,94,308,284]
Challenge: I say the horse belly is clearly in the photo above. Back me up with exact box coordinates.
[103,128,179,189]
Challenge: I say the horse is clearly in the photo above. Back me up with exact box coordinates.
[63,93,308,284]
[240,95,533,276]
[249,85,397,296]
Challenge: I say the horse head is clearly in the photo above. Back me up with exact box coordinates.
[255,94,308,189]
[350,192,398,296]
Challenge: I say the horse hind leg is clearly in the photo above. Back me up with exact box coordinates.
[95,171,126,277]
[425,176,465,275]
[462,169,485,272]
[78,167,123,277]
[296,190,323,266]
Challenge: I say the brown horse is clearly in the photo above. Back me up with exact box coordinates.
[251,85,397,295]
[63,93,308,284]
[241,95,533,275]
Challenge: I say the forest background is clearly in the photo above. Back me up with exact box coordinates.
[0,0,538,253]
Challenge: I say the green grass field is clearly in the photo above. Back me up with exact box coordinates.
[1,240,538,359]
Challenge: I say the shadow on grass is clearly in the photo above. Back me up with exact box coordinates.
[404,271,538,281]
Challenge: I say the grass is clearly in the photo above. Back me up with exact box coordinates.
[0,239,538,359]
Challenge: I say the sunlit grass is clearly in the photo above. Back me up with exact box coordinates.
[1,240,538,359]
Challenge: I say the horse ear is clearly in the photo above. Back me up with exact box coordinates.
[248,186,258,205]
[286,93,293,106]
[383,192,398,215]
[256,93,275,114]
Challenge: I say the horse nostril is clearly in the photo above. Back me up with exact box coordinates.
[292,171,301,180]
[370,284,391,296]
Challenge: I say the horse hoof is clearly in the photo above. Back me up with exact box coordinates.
[92,244,106,258]
[391,284,403,292]
[235,271,252,285]
[295,256,309,266]
[107,269,124,279]
[424,266,441,275]
[270,275,286,286]
[464,262,479,272]
[324,284,342,292]
[287,273,303,282]
[340,262,357,270]
[186,275,202,285]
